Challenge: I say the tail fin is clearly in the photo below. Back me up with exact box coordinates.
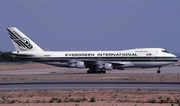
[7,27,43,52]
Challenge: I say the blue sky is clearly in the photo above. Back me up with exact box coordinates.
[0,0,180,52]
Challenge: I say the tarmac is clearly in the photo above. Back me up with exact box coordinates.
[0,66,180,91]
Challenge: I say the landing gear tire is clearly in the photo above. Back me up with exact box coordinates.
[99,69,106,74]
[87,68,106,74]
[87,70,90,74]
[87,69,96,74]
[157,67,161,74]
[157,70,160,73]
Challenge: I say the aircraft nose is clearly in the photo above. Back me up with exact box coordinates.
[172,54,179,61]
[174,54,178,58]
[176,56,179,59]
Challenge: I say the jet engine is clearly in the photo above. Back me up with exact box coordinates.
[76,61,85,68]
[69,61,85,68]
[97,63,113,70]
[104,63,113,70]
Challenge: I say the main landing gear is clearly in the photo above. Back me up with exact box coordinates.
[87,68,106,74]
[157,67,161,73]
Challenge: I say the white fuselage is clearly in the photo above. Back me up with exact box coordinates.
[13,48,178,69]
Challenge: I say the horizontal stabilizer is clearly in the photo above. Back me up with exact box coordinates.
[12,53,34,57]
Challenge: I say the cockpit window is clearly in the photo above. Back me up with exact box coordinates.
[162,50,170,53]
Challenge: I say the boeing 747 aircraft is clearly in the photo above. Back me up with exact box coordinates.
[7,27,178,74]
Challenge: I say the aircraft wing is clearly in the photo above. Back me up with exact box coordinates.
[103,61,124,65]
[78,59,125,67]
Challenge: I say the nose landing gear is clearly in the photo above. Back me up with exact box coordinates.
[157,67,161,73]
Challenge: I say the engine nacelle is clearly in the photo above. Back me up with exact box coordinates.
[76,61,85,68]
[69,61,85,68]
[97,63,113,70]
[104,63,113,70]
